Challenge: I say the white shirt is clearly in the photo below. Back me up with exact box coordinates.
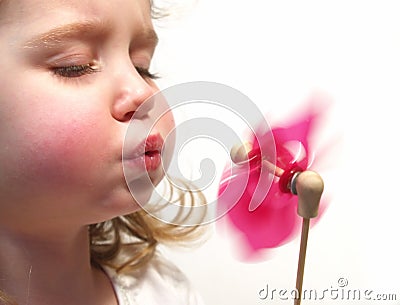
[102,253,204,305]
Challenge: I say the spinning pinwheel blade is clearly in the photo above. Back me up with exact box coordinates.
[218,106,326,305]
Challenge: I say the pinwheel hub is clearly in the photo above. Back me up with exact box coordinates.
[279,163,304,194]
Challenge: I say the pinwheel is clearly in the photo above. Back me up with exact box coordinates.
[218,105,326,305]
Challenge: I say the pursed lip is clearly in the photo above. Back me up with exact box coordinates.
[123,133,164,172]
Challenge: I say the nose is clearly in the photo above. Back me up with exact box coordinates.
[111,66,155,122]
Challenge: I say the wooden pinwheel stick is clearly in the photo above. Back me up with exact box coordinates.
[292,171,324,305]
[231,143,324,305]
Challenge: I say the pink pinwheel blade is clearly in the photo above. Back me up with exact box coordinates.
[218,105,326,258]
[219,180,300,250]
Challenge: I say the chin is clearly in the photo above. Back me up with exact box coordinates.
[88,188,142,223]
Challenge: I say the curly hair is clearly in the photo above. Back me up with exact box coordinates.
[89,182,206,273]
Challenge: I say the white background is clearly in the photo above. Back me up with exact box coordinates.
[153,1,400,304]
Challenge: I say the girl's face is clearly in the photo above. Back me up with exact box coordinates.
[0,0,174,231]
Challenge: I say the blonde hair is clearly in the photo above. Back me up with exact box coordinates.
[90,187,205,273]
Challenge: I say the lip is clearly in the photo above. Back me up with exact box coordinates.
[124,133,164,172]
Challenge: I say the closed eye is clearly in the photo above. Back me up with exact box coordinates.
[52,63,100,78]
[51,63,158,80]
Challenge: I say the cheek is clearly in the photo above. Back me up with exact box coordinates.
[5,110,110,190]
[42,121,107,180]
[0,77,110,185]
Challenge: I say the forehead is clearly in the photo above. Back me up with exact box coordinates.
[0,0,153,29]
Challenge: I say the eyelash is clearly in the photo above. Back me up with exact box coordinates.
[52,63,99,78]
[52,64,158,80]
[135,67,159,80]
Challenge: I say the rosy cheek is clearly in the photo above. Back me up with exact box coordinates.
[16,115,107,186]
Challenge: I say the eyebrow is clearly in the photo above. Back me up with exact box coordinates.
[23,20,159,49]
[23,20,111,49]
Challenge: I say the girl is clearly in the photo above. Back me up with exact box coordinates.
[0,0,204,304]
